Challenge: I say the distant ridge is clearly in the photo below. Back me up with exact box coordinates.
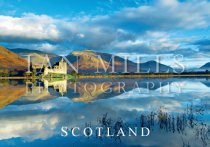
[1,47,174,74]
[50,50,173,73]
[10,48,56,56]
[9,48,57,68]
[200,62,210,70]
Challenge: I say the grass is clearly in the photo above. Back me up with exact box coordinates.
[1,72,210,80]
[42,73,75,81]
[77,73,210,79]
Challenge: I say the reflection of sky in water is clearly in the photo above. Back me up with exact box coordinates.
[0,78,210,147]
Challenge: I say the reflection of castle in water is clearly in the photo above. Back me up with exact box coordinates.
[1,78,210,108]
[26,80,67,97]
[43,80,67,96]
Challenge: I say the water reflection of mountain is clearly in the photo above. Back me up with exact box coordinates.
[65,78,174,102]
[201,80,210,88]
[0,80,26,108]
[12,80,67,105]
[0,85,25,108]
[51,78,210,103]
[5,78,175,106]
[1,78,210,146]
[1,78,210,107]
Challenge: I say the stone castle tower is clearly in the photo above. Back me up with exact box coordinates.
[43,58,67,76]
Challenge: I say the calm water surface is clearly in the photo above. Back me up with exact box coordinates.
[0,78,210,147]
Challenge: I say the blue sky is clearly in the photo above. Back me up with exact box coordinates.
[0,0,147,16]
[0,0,210,68]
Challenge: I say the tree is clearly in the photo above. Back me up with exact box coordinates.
[71,70,78,77]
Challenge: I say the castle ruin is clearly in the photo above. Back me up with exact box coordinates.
[43,58,67,76]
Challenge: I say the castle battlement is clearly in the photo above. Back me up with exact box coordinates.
[43,59,67,76]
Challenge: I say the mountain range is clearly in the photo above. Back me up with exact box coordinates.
[1,46,210,74]
[50,50,173,73]
[10,48,57,68]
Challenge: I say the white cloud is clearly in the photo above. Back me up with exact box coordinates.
[36,43,58,51]
[77,33,85,38]
[1,0,210,55]
[111,31,180,53]
[0,114,59,141]
[158,0,179,6]
[107,0,210,30]
[0,13,60,41]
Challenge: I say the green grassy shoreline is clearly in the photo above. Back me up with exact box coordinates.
[1,73,210,80]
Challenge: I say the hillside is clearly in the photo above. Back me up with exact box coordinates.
[200,62,210,70]
[10,48,56,57]
[50,50,173,73]
[0,46,28,71]
[10,48,57,68]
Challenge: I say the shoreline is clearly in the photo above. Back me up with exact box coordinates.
[0,77,32,80]
[1,73,210,80]
[78,74,210,79]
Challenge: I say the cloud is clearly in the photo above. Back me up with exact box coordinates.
[93,0,210,31]
[109,31,181,53]
[193,39,210,53]
[1,0,210,56]
[0,13,61,42]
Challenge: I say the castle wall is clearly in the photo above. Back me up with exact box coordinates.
[43,59,67,76]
